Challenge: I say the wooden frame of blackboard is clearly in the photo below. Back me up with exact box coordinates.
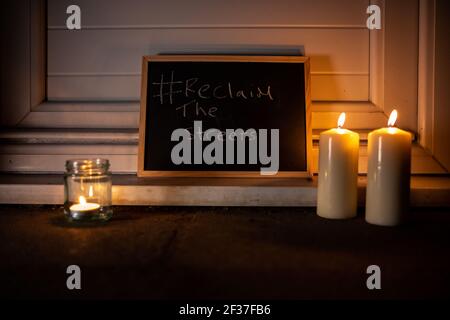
[138,55,312,178]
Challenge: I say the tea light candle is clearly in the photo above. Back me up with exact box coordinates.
[317,113,360,219]
[64,158,113,222]
[69,196,100,214]
[366,110,412,226]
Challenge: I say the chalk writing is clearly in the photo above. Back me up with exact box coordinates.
[152,71,274,118]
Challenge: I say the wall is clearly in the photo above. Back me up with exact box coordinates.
[47,0,370,102]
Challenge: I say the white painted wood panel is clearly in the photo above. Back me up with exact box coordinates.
[311,74,368,101]
[0,155,137,173]
[47,29,368,74]
[18,108,388,129]
[48,74,369,101]
[33,101,380,114]
[383,0,419,131]
[0,144,137,155]
[48,0,369,27]
[47,0,370,101]
[47,75,140,101]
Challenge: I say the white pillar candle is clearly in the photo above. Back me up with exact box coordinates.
[317,113,360,219]
[366,110,412,226]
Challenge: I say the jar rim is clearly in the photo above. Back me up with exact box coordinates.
[66,158,110,173]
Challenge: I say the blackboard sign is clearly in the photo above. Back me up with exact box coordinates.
[138,55,311,177]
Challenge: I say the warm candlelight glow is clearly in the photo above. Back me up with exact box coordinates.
[79,195,87,205]
[337,112,346,128]
[70,195,100,213]
[388,109,398,127]
[64,158,112,221]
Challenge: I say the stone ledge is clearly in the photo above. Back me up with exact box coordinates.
[0,174,449,207]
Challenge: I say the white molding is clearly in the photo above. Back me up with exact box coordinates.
[30,0,46,109]
[0,127,415,146]
[19,110,388,130]
[0,144,137,155]
[0,128,374,145]
[30,101,140,112]
[20,101,388,129]
[0,154,137,174]
[369,0,385,110]
[418,0,435,151]
[19,111,140,129]
[35,101,380,113]
[0,130,138,144]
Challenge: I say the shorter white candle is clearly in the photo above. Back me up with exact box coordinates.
[70,196,100,213]
[317,113,359,219]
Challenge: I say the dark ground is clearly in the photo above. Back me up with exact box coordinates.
[0,205,449,300]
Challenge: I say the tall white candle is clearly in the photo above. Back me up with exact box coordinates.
[366,110,412,226]
[317,113,360,219]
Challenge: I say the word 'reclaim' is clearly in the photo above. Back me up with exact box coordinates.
[152,71,274,118]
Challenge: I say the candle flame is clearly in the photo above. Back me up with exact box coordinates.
[88,186,94,197]
[388,109,398,127]
[79,195,87,205]
[337,112,346,128]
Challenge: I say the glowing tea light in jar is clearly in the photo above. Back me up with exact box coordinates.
[365,109,412,226]
[317,112,360,219]
[69,195,100,213]
[64,158,112,222]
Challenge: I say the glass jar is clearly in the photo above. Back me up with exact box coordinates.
[64,158,113,222]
